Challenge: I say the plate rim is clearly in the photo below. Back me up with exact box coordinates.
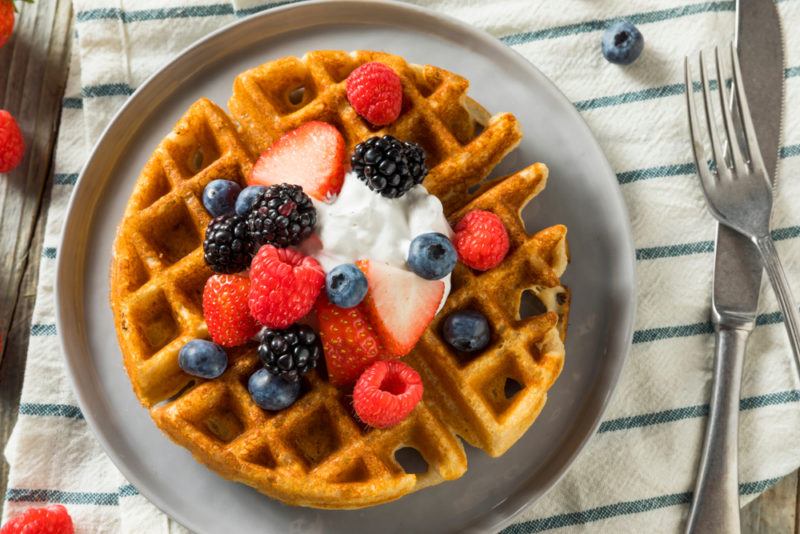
[54,1,637,532]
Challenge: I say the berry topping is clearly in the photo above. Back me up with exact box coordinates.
[0,2,18,51]
[316,294,384,386]
[353,360,423,429]
[0,505,74,534]
[0,109,25,173]
[248,121,345,201]
[245,184,316,248]
[178,339,228,379]
[257,324,321,382]
[235,185,267,216]
[442,310,491,353]
[345,62,403,126]
[453,210,510,271]
[202,179,241,217]
[325,263,368,308]
[202,274,260,347]
[356,260,443,357]
[407,232,457,280]
[203,214,253,274]
[248,245,324,329]
[601,20,644,65]
[351,136,427,199]
[248,367,300,411]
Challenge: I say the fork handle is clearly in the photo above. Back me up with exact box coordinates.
[685,326,746,534]
[756,236,800,370]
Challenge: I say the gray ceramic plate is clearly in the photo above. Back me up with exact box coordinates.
[55,1,636,532]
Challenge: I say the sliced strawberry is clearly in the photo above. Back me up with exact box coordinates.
[356,260,444,357]
[203,274,260,347]
[248,121,345,202]
[316,294,385,386]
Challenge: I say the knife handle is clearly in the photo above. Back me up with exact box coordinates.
[685,326,748,534]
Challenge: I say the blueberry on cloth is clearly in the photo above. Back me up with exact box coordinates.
[248,367,301,411]
[326,264,369,308]
[601,20,644,65]
[178,339,228,379]
[407,232,457,280]
[442,310,491,353]
[235,185,267,216]
[203,179,241,217]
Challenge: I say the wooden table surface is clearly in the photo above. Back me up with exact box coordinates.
[0,2,796,531]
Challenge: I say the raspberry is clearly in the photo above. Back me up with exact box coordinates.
[203,274,260,347]
[353,360,423,429]
[453,210,510,271]
[248,245,324,329]
[0,109,25,173]
[0,504,75,534]
[346,62,403,126]
[0,1,15,50]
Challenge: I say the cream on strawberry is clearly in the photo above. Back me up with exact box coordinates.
[300,171,453,310]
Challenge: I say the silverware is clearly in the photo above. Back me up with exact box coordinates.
[684,46,762,533]
[685,45,800,360]
[686,1,785,530]
[685,44,800,531]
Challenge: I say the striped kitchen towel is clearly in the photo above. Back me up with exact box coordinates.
[4,0,800,532]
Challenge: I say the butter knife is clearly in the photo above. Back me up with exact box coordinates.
[685,0,784,532]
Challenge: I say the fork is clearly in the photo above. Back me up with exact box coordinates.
[685,44,800,365]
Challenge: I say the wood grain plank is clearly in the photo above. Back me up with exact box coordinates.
[0,0,73,519]
[0,0,71,368]
[796,474,800,534]
[742,471,798,533]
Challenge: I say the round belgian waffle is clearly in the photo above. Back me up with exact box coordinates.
[109,50,570,509]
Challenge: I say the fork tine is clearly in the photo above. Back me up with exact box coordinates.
[685,56,717,194]
[729,42,767,173]
[714,46,747,175]
[699,50,728,176]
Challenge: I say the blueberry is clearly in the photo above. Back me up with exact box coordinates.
[248,368,300,411]
[443,310,491,353]
[178,339,228,379]
[203,179,241,217]
[601,20,644,65]
[235,185,267,216]
[407,232,457,280]
[326,264,368,308]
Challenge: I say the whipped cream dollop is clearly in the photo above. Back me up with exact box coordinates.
[301,171,452,308]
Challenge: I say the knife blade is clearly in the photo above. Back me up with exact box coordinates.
[736,0,784,183]
[712,0,784,331]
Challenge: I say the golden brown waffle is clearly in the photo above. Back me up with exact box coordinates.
[110,50,569,509]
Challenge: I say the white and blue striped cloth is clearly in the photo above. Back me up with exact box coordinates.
[4,0,800,532]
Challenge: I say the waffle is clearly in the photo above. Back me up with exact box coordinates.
[110,50,569,509]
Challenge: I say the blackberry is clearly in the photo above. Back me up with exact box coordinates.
[245,184,316,248]
[351,135,427,198]
[257,325,321,382]
[203,214,253,273]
